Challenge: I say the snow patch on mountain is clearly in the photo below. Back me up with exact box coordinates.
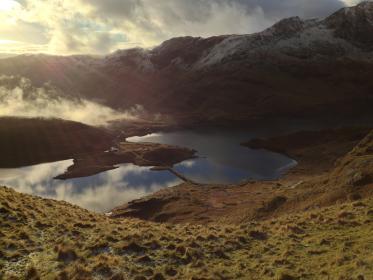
[274,25,354,54]
[194,35,245,68]
[193,4,373,69]
[103,48,154,72]
[83,1,373,72]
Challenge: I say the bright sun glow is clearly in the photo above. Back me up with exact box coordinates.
[0,0,364,55]
[0,39,17,44]
[0,0,19,12]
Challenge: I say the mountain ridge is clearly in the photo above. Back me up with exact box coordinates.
[0,2,372,123]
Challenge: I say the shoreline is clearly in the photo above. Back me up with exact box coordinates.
[110,127,372,224]
[0,117,197,180]
[1,117,371,222]
[1,121,372,279]
[54,142,196,180]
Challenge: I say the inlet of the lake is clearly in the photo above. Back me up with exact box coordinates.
[0,128,296,212]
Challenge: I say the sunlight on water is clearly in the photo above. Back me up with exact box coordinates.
[128,128,297,184]
[0,160,182,212]
[0,128,297,212]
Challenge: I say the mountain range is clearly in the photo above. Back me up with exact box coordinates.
[0,2,372,123]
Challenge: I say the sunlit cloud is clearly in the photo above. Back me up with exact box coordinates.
[0,75,145,125]
[343,0,364,5]
[0,0,20,12]
[0,160,181,212]
[0,0,363,55]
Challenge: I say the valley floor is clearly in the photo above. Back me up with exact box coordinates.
[112,127,373,224]
[0,126,372,279]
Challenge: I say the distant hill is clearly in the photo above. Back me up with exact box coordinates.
[0,2,372,123]
[0,117,113,168]
[0,53,16,59]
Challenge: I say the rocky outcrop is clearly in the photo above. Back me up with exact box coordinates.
[325,1,373,49]
[263,16,306,38]
[150,36,227,69]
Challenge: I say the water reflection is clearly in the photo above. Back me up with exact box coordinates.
[1,128,298,212]
[0,160,182,212]
[128,128,297,184]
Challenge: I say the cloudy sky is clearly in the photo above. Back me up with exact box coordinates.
[0,0,364,55]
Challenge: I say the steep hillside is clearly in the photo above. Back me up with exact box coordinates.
[0,117,195,179]
[0,2,372,123]
[112,128,373,224]
[0,117,114,168]
[244,127,372,175]
[1,186,373,279]
[290,128,373,211]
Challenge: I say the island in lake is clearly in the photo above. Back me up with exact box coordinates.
[1,2,373,279]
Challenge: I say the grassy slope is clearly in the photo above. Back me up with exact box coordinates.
[0,117,195,179]
[111,129,373,225]
[1,186,373,280]
[0,129,372,279]
[0,117,113,168]
[243,127,372,175]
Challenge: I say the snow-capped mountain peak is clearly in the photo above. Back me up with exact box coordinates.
[98,2,373,72]
[103,48,154,72]
[324,1,373,48]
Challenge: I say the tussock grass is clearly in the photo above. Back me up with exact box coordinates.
[1,186,372,279]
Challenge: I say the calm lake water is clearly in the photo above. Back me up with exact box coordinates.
[128,128,297,184]
[0,128,296,212]
[0,160,181,212]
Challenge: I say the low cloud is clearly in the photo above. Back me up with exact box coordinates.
[0,75,142,126]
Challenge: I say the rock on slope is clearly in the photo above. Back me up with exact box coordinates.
[1,186,373,279]
[111,128,373,224]
[247,128,373,220]
[1,129,371,279]
[325,1,373,48]
[0,2,373,122]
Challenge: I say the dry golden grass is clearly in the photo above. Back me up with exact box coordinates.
[111,129,373,225]
[1,186,372,280]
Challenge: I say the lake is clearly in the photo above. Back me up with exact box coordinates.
[0,127,296,212]
[128,128,297,184]
[0,160,182,212]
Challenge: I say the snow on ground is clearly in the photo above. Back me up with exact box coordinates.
[194,36,244,68]
[102,48,155,72]
[193,15,373,69]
